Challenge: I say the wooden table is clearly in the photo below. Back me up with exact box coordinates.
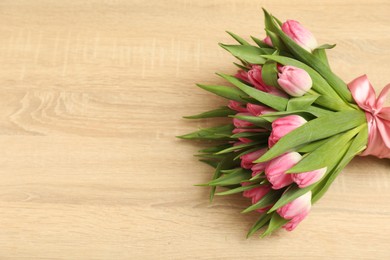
[0,0,389,259]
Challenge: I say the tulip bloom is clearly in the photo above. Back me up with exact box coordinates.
[277,191,312,231]
[247,103,275,116]
[235,69,250,83]
[243,185,272,213]
[233,113,253,128]
[277,66,313,97]
[269,115,307,148]
[263,36,273,47]
[292,167,327,188]
[281,20,318,52]
[240,148,268,169]
[228,100,248,113]
[251,161,268,177]
[247,65,288,97]
[265,152,301,189]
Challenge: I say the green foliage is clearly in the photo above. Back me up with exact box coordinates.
[177,124,234,140]
[178,8,372,237]
[184,107,235,119]
[256,111,366,162]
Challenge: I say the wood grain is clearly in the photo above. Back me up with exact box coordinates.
[0,0,389,259]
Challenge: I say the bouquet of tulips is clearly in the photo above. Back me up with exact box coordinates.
[179,9,390,237]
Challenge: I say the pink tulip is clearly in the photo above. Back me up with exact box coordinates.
[228,100,248,113]
[277,191,312,231]
[243,185,272,213]
[251,161,268,177]
[282,210,309,231]
[265,152,301,189]
[233,141,245,147]
[240,148,268,169]
[247,103,275,116]
[277,66,313,97]
[247,65,267,91]
[269,115,307,148]
[248,66,288,98]
[233,113,253,128]
[235,69,250,83]
[281,20,318,52]
[232,127,267,143]
[292,167,327,188]
[263,36,273,47]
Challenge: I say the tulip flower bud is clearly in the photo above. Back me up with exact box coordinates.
[277,66,313,97]
[263,36,273,47]
[243,185,272,213]
[235,69,250,83]
[281,20,318,52]
[269,115,307,148]
[248,65,288,98]
[233,113,253,128]
[277,191,312,231]
[240,148,268,169]
[265,152,301,189]
[228,100,248,113]
[246,103,275,116]
[292,167,327,188]
[251,161,268,177]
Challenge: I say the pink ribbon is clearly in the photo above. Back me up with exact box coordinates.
[348,75,390,159]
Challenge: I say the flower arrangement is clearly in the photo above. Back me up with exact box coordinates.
[178,9,390,237]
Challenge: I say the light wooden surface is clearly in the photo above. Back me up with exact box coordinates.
[0,0,390,259]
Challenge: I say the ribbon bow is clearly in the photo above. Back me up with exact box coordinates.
[348,75,390,159]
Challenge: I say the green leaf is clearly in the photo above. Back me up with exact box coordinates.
[195,153,227,160]
[247,213,272,238]
[233,147,262,161]
[216,141,264,155]
[315,44,336,50]
[261,212,289,237]
[266,16,353,103]
[250,36,270,48]
[256,110,366,162]
[262,8,279,33]
[310,143,350,200]
[261,55,342,103]
[230,132,269,139]
[249,172,264,181]
[230,114,272,129]
[312,125,368,203]
[306,106,334,117]
[242,190,283,213]
[312,48,330,68]
[199,159,220,168]
[219,44,272,64]
[296,138,329,153]
[233,62,249,71]
[184,106,235,119]
[267,184,313,213]
[287,126,363,173]
[218,73,288,111]
[209,153,240,201]
[198,144,232,154]
[208,168,251,186]
[216,184,261,196]
[226,31,251,46]
[177,124,234,140]
[255,110,316,122]
[265,29,288,51]
[314,95,354,112]
[286,95,320,111]
[261,60,280,88]
[196,84,249,103]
